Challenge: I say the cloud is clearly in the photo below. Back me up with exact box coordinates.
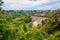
[35,1,60,10]
[2,0,60,10]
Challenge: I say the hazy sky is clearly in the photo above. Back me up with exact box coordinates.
[2,0,60,10]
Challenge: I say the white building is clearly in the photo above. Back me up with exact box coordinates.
[31,16,48,26]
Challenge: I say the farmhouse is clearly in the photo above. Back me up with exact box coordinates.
[31,16,48,26]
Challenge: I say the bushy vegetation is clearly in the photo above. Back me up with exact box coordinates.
[0,0,60,40]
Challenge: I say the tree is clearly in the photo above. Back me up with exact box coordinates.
[42,11,60,34]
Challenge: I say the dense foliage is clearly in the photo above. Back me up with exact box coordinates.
[0,8,60,40]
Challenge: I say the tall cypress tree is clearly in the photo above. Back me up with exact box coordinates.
[0,0,4,15]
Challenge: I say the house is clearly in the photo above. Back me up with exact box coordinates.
[31,16,48,26]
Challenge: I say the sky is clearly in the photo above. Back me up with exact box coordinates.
[2,0,60,10]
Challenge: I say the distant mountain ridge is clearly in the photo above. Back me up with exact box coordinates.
[4,10,51,13]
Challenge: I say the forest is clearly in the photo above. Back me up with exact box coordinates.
[0,0,60,40]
